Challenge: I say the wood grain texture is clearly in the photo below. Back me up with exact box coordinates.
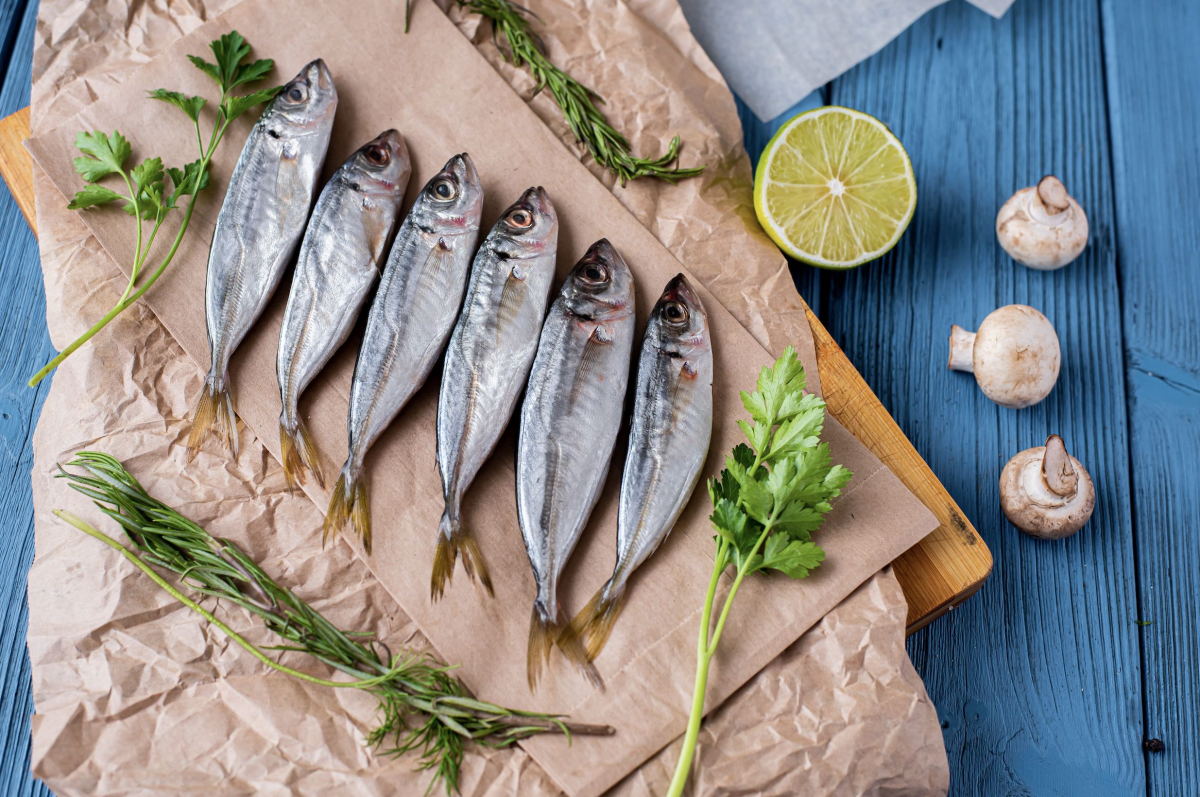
[0,0,57,795]
[795,0,1146,793]
[1102,0,1200,791]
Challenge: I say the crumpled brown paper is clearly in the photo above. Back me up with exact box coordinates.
[24,0,950,794]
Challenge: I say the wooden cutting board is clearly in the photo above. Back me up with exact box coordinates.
[0,105,990,632]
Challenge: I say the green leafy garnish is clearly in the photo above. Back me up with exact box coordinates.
[55,453,612,795]
[438,0,702,184]
[665,347,851,797]
[28,31,281,388]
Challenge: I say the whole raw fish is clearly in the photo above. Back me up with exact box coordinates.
[276,130,411,489]
[188,59,338,458]
[324,154,484,553]
[516,239,635,690]
[568,273,712,660]
[432,187,559,601]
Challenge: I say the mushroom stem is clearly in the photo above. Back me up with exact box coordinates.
[1041,434,1078,497]
[1036,175,1070,215]
[948,325,976,372]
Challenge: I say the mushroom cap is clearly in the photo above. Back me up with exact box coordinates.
[1000,435,1095,539]
[972,304,1060,408]
[996,176,1089,270]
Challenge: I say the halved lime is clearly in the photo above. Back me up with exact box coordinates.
[754,106,916,269]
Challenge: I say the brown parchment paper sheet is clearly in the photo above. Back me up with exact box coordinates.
[24,0,949,795]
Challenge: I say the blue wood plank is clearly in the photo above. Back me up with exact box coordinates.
[1101,0,1200,791]
[0,0,56,794]
[743,0,1147,793]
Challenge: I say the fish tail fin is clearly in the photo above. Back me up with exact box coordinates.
[554,606,605,691]
[527,604,556,692]
[323,465,372,553]
[430,511,494,603]
[279,415,325,490]
[187,371,237,460]
[566,580,627,662]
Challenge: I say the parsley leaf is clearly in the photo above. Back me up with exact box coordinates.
[223,86,282,122]
[148,89,207,122]
[67,184,125,210]
[73,130,132,182]
[759,535,825,579]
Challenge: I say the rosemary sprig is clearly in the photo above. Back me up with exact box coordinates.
[55,452,612,795]
[453,0,704,184]
[27,32,280,388]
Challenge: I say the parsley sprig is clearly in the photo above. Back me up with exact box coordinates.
[28,32,281,387]
[666,347,852,797]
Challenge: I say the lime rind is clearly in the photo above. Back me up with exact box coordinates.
[753,106,917,270]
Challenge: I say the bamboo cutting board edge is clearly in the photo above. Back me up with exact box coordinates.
[0,105,990,632]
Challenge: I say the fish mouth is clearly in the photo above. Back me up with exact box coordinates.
[307,58,334,91]
[660,273,702,311]
[447,152,480,191]
[519,185,557,226]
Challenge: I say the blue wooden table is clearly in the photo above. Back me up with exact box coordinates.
[1,0,1196,794]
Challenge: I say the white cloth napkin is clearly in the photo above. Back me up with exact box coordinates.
[680,0,1015,121]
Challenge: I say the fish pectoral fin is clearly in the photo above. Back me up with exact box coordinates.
[568,326,613,406]
[416,239,453,294]
[360,206,394,265]
[495,269,528,342]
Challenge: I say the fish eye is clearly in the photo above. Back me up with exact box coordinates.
[578,261,609,284]
[431,178,458,202]
[505,208,533,229]
[662,300,689,324]
[285,83,308,103]
[363,145,389,165]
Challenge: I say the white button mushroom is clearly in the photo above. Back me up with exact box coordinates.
[948,304,1061,408]
[996,175,1089,270]
[1000,434,1095,539]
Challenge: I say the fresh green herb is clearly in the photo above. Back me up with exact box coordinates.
[55,452,612,795]
[27,32,281,388]
[438,0,702,184]
[665,347,852,797]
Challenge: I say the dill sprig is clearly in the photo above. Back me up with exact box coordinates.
[450,0,703,184]
[54,452,612,795]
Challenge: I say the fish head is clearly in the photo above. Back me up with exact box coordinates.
[411,152,484,238]
[650,273,710,356]
[563,239,635,320]
[347,129,410,198]
[488,186,558,259]
[269,58,338,133]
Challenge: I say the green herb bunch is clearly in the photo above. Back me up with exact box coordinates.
[665,347,852,797]
[28,32,281,387]
[446,0,703,184]
[55,452,611,795]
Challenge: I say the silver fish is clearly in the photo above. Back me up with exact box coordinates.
[188,59,338,459]
[324,154,484,553]
[568,274,713,661]
[517,239,635,690]
[432,187,559,601]
[276,130,411,490]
